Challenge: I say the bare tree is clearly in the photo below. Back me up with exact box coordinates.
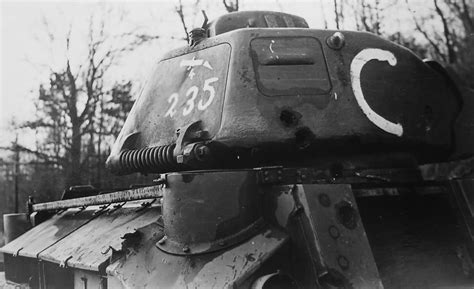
[406,0,472,67]
[319,0,329,29]
[434,0,457,63]
[24,8,160,187]
[333,0,341,29]
[353,0,386,35]
[176,0,190,43]
[223,0,239,13]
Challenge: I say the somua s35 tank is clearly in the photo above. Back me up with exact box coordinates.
[1,11,469,289]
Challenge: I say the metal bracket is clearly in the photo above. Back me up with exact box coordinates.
[136,199,157,212]
[266,184,383,288]
[74,206,87,215]
[256,166,284,184]
[107,202,127,215]
[93,204,111,216]
[256,167,334,185]
[299,184,383,288]
[174,121,206,157]
[153,176,168,188]
[289,185,304,217]
[101,246,118,255]
[59,256,73,268]
[56,209,67,215]
[13,247,23,257]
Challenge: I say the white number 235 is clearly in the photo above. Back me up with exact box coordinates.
[165,77,219,118]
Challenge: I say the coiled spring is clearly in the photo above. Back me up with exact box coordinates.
[119,144,177,173]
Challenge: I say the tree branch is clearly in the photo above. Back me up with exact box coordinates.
[176,0,189,43]
[406,0,448,62]
[223,0,239,12]
[434,0,456,62]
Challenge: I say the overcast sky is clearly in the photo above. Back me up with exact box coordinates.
[0,0,424,149]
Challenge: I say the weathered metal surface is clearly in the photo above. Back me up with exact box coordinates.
[264,184,383,288]
[0,271,30,289]
[316,185,383,287]
[106,43,232,174]
[38,203,161,272]
[1,209,96,259]
[251,37,331,96]
[3,214,31,244]
[73,269,106,289]
[208,11,309,36]
[420,157,474,181]
[256,165,422,186]
[107,10,460,175]
[32,185,162,211]
[353,187,400,197]
[159,170,263,255]
[3,254,38,288]
[118,144,177,174]
[107,221,288,289]
[250,272,298,289]
[298,184,383,288]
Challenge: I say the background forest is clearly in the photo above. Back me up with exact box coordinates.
[0,0,472,223]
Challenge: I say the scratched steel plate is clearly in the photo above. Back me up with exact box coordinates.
[38,204,161,272]
[110,43,231,156]
[107,224,288,289]
[0,209,96,259]
[299,184,384,289]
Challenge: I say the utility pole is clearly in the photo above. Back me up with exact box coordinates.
[13,135,20,213]
[0,136,22,213]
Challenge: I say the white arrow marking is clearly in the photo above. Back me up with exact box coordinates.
[180,57,204,68]
[180,57,213,70]
[203,61,213,70]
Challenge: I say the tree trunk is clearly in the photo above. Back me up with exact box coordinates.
[67,122,82,186]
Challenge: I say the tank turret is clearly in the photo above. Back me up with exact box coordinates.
[106,11,460,176]
[1,11,469,289]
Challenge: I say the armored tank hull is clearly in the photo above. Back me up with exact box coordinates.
[1,11,472,289]
[0,170,389,288]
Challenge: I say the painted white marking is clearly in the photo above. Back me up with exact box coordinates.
[181,57,213,79]
[165,76,219,118]
[203,61,213,70]
[350,48,403,137]
[180,57,204,68]
[198,77,218,110]
[269,40,275,53]
[165,93,179,117]
[183,86,198,116]
[180,57,213,70]
[189,69,195,80]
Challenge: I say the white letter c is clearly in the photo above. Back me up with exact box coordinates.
[350,48,403,137]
